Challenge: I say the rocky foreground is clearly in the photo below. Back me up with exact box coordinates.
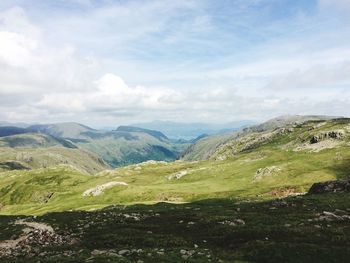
[0,191,349,262]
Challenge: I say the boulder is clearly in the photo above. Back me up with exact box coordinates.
[308,179,350,194]
[310,131,343,144]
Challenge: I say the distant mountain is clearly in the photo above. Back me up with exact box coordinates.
[0,133,108,173]
[0,122,189,168]
[28,122,96,139]
[130,120,256,140]
[116,126,168,141]
[0,121,30,128]
[77,126,189,167]
[0,123,96,139]
[0,133,77,149]
[0,126,29,137]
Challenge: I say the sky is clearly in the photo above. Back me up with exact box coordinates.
[0,0,350,126]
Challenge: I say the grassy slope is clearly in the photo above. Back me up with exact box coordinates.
[1,119,349,215]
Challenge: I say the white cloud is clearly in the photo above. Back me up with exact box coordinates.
[319,0,350,10]
[0,7,102,94]
[97,74,129,93]
[0,6,40,37]
[37,73,183,115]
[0,31,38,67]
[0,2,350,125]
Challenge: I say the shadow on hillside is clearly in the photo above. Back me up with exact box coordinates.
[329,158,350,180]
[1,193,350,263]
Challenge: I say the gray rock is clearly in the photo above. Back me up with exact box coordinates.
[308,179,350,194]
[118,249,130,256]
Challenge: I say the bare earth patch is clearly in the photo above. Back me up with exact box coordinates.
[294,139,341,152]
[266,187,306,198]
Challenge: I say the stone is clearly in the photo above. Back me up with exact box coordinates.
[308,180,350,194]
[118,249,130,256]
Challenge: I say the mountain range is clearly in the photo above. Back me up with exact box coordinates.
[0,122,190,170]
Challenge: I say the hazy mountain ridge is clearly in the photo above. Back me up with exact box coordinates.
[27,122,97,139]
[0,126,29,137]
[116,126,169,141]
[131,120,256,139]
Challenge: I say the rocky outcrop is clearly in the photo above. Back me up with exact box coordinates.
[310,131,344,144]
[308,179,350,194]
[0,220,73,258]
[254,166,282,180]
[168,170,188,180]
[82,181,128,197]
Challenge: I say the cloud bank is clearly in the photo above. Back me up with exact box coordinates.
[0,1,349,126]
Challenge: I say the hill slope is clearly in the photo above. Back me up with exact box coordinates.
[0,133,108,174]
[1,117,350,215]
[182,115,342,161]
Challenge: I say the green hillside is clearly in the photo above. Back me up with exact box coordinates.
[1,118,349,215]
